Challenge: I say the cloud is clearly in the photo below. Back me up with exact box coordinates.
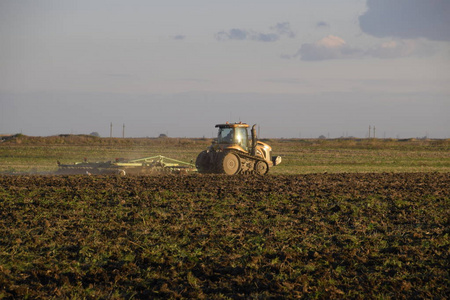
[216,22,294,42]
[271,22,295,38]
[284,35,434,61]
[316,21,330,28]
[287,35,363,61]
[359,0,450,41]
[253,32,279,42]
[367,40,434,59]
[173,35,186,40]
[216,29,247,41]
[216,28,249,41]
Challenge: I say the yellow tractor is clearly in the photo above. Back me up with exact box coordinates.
[196,122,281,175]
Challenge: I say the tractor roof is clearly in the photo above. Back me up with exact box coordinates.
[215,122,249,128]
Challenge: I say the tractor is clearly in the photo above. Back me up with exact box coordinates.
[196,122,281,175]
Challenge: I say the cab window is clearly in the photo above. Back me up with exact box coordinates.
[235,127,248,151]
[218,128,233,143]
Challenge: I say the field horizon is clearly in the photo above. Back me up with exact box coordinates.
[1,134,449,174]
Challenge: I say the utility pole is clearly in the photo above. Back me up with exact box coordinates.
[122,124,125,138]
[369,125,371,138]
[373,126,376,138]
[110,122,113,138]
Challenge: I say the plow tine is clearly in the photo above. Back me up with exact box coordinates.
[57,155,197,175]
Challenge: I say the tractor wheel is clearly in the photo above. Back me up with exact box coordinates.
[219,152,241,175]
[196,150,211,173]
[255,160,269,175]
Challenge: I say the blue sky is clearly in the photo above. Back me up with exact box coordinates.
[1,0,449,138]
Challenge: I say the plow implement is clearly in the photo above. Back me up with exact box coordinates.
[57,155,197,175]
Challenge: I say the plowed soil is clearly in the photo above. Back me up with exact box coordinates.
[1,173,449,299]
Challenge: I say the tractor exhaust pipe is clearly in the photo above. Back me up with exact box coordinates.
[251,124,257,156]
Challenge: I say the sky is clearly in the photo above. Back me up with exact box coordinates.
[1,0,449,138]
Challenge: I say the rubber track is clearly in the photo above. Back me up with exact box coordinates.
[224,150,268,175]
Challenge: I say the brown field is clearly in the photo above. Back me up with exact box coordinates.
[1,173,449,299]
[1,135,449,298]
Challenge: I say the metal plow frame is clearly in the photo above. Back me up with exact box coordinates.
[57,155,197,175]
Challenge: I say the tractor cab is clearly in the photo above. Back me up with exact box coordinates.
[215,123,249,152]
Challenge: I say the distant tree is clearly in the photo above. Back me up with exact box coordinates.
[90,132,100,137]
[318,135,327,139]
[159,133,168,138]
